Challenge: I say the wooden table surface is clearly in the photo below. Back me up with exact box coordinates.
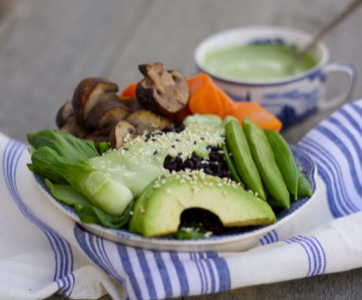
[1,0,362,299]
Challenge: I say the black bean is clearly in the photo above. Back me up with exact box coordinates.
[186,161,194,169]
[204,168,213,175]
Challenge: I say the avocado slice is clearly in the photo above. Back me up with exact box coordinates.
[129,171,276,238]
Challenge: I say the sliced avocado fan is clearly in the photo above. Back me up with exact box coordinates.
[129,170,276,238]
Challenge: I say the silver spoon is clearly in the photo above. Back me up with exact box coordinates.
[291,0,362,66]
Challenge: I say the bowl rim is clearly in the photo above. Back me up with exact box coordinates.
[194,26,330,86]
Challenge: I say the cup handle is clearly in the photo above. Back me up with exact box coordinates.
[318,63,356,111]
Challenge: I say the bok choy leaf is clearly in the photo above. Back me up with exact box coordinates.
[27,130,133,216]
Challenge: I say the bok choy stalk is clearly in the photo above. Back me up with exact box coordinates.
[27,130,133,216]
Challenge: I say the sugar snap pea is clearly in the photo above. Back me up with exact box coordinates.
[297,169,313,197]
[264,129,298,199]
[243,116,290,208]
[225,119,265,200]
[221,143,245,188]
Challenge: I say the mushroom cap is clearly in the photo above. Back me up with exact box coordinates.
[85,101,130,130]
[136,63,190,116]
[60,116,91,138]
[125,109,173,135]
[128,98,144,112]
[86,130,110,152]
[56,100,74,129]
[72,78,119,125]
[109,121,137,150]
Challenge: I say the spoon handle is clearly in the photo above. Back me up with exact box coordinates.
[294,0,362,61]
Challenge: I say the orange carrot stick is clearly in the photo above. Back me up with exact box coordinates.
[226,102,282,132]
[120,82,138,99]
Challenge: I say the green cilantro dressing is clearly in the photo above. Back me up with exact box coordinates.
[204,44,318,81]
[89,114,229,195]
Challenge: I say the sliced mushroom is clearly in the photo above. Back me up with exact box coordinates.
[86,101,130,130]
[109,121,137,150]
[56,100,74,129]
[135,63,190,116]
[128,98,144,112]
[86,130,110,151]
[125,110,173,135]
[116,95,133,106]
[72,78,119,126]
[60,116,90,138]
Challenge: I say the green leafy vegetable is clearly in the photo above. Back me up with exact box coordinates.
[165,221,207,240]
[99,142,111,155]
[27,130,99,162]
[45,179,133,228]
[28,130,134,216]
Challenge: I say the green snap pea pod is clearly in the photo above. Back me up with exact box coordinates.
[297,169,313,197]
[221,143,245,188]
[242,116,290,209]
[225,119,266,200]
[266,195,286,208]
[264,129,298,199]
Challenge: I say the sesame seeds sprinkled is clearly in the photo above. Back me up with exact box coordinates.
[165,188,172,194]
[204,231,213,237]
[139,205,145,214]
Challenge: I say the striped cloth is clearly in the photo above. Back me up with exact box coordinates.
[1,100,362,300]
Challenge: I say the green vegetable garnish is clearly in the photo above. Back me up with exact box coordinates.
[27,130,133,216]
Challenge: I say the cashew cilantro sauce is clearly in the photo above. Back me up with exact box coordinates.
[89,114,229,195]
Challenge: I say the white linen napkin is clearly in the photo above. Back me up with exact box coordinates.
[1,100,362,300]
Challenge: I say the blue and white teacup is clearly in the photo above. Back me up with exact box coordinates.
[194,26,356,127]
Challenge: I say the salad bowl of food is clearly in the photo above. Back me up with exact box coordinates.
[28,62,317,252]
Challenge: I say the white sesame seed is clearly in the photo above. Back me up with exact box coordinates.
[193,188,200,194]
[129,211,134,215]
[161,179,166,184]
[204,231,213,237]
[139,205,145,214]
[165,188,172,194]
[223,191,227,196]
[217,183,223,187]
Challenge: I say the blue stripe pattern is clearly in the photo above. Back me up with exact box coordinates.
[297,100,362,218]
[3,140,75,297]
[74,225,231,299]
[285,235,326,276]
[260,230,278,245]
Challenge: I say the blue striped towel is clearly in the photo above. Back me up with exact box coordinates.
[1,100,362,300]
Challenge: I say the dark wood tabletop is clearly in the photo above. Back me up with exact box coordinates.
[1,1,361,299]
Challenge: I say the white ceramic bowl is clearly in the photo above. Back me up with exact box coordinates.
[34,146,318,253]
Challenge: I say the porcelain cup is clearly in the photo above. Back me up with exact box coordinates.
[194,26,356,126]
